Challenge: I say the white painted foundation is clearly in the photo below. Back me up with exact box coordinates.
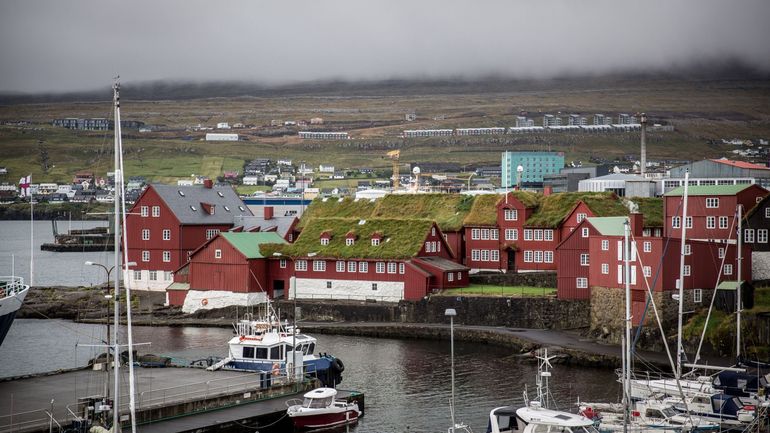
[294,278,404,302]
[182,290,268,314]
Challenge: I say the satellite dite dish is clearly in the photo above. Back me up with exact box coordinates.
[412,167,421,174]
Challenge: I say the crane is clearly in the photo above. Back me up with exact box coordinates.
[386,150,400,190]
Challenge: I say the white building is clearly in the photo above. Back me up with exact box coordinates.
[205,133,238,141]
[543,114,562,127]
[456,127,506,136]
[578,173,656,198]
[319,164,335,173]
[216,122,231,129]
[403,129,453,138]
[298,131,349,140]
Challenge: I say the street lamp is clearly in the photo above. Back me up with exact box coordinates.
[445,308,457,431]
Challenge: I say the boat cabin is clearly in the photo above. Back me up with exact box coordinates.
[302,388,338,408]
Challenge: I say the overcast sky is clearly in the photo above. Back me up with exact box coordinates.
[1,0,769,94]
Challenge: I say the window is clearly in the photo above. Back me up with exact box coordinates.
[644,266,652,277]
[149,271,157,281]
[745,229,755,243]
[471,249,480,261]
[152,206,160,217]
[524,229,533,241]
[142,250,150,262]
[206,229,219,240]
[431,227,436,236]
[685,217,692,229]
[684,244,691,255]
[759,229,768,243]
[718,248,725,258]
[162,229,171,240]
[505,229,518,241]
[504,209,518,221]
[372,283,378,291]
[142,229,150,240]
[313,260,326,272]
[643,241,651,253]
[371,238,380,246]
[164,271,172,281]
[447,272,454,282]
[140,206,148,217]
[376,262,385,273]
[580,253,590,266]
[524,251,533,262]
[576,278,588,289]
[544,251,553,263]
[683,265,691,276]
[581,227,589,238]
[577,213,587,223]
[348,261,357,272]
[336,261,345,272]
[457,272,462,280]
[346,238,354,246]
[706,198,719,208]
[724,264,733,275]
[719,217,728,229]
[672,217,681,228]
[544,230,553,241]
[643,228,651,237]
[399,263,405,274]
[617,240,623,260]
[766,207,770,218]
[694,289,702,303]
[602,263,609,274]
[214,249,222,259]
[602,240,609,251]
[163,251,171,262]
[133,270,142,280]
[534,230,543,241]
[481,229,490,240]
[471,229,480,240]
[425,242,431,252]
[295,260,307,271]
[359,262,368,273]
[706,216,715,229]
[280,259,287,268]
[491,229,499,240]
[481,250,490,261]
[321,238,330,246]
[326,281,332,289]
[491,250,500,262]
[617,265,624,284]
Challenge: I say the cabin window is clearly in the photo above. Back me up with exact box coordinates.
[524,229,533,241]
[142,251,150,262]
[255,348,268,359]
[580,254,590,266]
[706,216,715,229]
[308,342,315,354]
[672,217,681,229]
[644,266,651,277]
[524,251,533,262]
[336,261,345,272]
[504,208,518,221]
[643,241,652,253]
[544,230,553,241]
[243,347,255,358]
[359,262,368,273]
[576,278,588,289]
[543,251,552,263]
[295,260,307,271]
[471,228,480,240]
[724,264,733,275]
[759,229,769,243]
[601,240,609,251]
[505,229,518,241]
[685,217,692,229]
[719,216,728,229]
[745,229,755,243]
[313,260,326,272]
[491,250,500,262]
[348,261,357,273]
[646,409,664,419]
[270,346,281,360]
[683,265,691,276]
[534,230,543,241]
[376,262,385,273]
[602,263,609,274]
[387,262,397,274]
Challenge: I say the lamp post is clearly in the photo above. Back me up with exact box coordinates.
[445,308,457,431]
[85,261,115,403]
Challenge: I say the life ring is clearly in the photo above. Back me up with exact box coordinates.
[272,362,280,376]
[331,357,345,373]
[201,298,209,306]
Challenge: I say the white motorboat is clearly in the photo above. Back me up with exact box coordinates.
[0,276,29,347]
[488,401,599,433]
[286,387,361,430]
[579,399,719,432]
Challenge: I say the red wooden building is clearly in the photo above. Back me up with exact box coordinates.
[125,181,252,291]
[664,184,767,241]
[265,217,469,302]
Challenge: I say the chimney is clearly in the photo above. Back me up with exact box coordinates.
[264,206,274,220]
[543,185,553,196]
[630,213,644,237]
[203,179,213,189]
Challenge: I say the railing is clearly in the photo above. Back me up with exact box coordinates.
[0,407,60,433]
[295,293,399,303]
[0,276,27,298]
[134,371,267,409]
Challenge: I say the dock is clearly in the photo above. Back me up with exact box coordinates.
[0,366,363,433]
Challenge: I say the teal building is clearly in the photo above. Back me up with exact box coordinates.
[501,151,565,187]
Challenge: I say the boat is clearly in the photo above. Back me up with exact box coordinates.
[286,387,361,430]
[0,276,29,347]
[207,301,345,388]
[40,218,114,252]
[578,400,719,432]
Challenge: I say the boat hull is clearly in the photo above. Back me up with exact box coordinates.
[290,409,360,429]
[0,286,28,347]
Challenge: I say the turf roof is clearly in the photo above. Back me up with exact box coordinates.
[297,196,378,229]
[630,197,664,227]
[464,192,540,226]
[260,217,436,260]
[525,192,629,228]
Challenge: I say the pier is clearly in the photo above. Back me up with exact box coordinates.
[0,366,363,433]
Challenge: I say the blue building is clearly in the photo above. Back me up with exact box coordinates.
[501,151,565,187]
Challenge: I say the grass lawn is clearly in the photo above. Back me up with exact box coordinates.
[439,285,556,297]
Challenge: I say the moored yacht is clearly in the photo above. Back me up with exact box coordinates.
[286,387,361,430]
[488,401,599,433]
[0,276,29,347]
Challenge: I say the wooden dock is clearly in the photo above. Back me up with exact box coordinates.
[0,366,363,433]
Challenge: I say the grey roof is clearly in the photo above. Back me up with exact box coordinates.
[151,184,253,225]
[236,214,297,238]
[413,256,469,272]
[589,173,647,181]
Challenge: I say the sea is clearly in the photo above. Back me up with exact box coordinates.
[0,220,620,432]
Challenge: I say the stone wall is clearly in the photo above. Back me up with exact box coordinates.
[470,271,556,288]
[752,251,770,280]
[277,295,589,330]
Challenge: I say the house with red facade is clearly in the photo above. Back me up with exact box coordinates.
[664,184,768,241]
[167,231,286,311]
[557,214,750,328]
[125,181,253,291]
[262,217,469,302]
[742,194,770,280]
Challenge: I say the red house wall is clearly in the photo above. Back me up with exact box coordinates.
[556,221,595,299]
[189,236,249,292]
[126,187,181,272]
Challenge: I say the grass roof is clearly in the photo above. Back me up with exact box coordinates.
[260,217,435,260]
[372,193,475,231]
[464,191,540,226]
[525,192,628,228]
[630,197,664,227]
[297,196,378,229]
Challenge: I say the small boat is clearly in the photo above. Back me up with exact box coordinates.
[488,401,599,433]
[0,276,29,347]
[286,387,361,430]
[208,301,345,388]
[578,399,720,432]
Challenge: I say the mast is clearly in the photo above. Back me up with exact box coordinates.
[623,219,631,433]
[111,80,122,433]
[736,204,743,359]
[30,199,34,287]
[676,171,689,379]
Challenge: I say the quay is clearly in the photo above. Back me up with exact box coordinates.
[0,366,364,433]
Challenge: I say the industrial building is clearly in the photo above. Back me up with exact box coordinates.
[668,158,770,189]
[403,129,453,138]
[578,173,657,198]
[500,151,565,187]
[205,133,239,141]
[298,131,349,140]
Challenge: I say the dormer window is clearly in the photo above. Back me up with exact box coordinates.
[224,206,230,212]
[346,238,355,246]
[178,190,185,197]
[371,238,380,246]
[238,206,245,212]
[217,191,225,197]
[321,238,330,246]
[190,205,197,211]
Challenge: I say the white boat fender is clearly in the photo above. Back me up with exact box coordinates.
[89,426,112,433]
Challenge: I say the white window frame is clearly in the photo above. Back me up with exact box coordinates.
[133,270,142,281]
[142,250,150,262]
[534,250,543,263]
[295,260,307,271]
[280,259,287,269]
[448,272,454,282]
[313,260,326,272]
[491,250,500,262]
[534,230,543,241]
[321,238,330,246]
[724,264,733,275]
[214,249,222,259]
[491,229,499,240]
[206,229,219,240]
[471,228,480,240]
[524,251,533,263]
[706,216,715,229]
[142,229,150,241]
[336,261,345,272]
[683,265,691,276]
[602,263,609,274]
[684,244,691,255]
[643,241,651,253]
[348,261,357,272]
[524,229,533,241]
[745,229,755,243]
[481,229,490,240]
[164,271,172,281]
[346,238,354,246]
[644,266,652,277]
[580,253,590,266]
[759,229,768,243]
[371,238,380,246]
[152,205,160,217]
[685,216,692,229]
[694,289,702,303]
[601,240,609,251]
[359,262,368,273]
[387,262,397,274]
[576,277,588,289]
[577,213,587,223]
[481,250,490,262]
[719,216,728,229]
[140,206,148,217]
[505,229,517,241]
[705,197,719,208]
[471,249,480,261]
[672,216,681,229]
[766,207,770,218]
[581,227,589,238]
[376,262,385,273]
[149,270,157,281]
[718,247,725,258]
[163,251,171,262]
[399,263,405,274]
[544,251,553,263]
[504,208,518,221]
[544,230,553,241]
[162,229,171,240]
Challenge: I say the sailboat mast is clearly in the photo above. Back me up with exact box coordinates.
[623,219,631,433]
[112,80,122,433]
[30,200,34,287]
[736,204,742,359]
[676,171,689,379]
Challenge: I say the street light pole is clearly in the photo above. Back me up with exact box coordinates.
[85,261,114,403]
[445,308,457,431]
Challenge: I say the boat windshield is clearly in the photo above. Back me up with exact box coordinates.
[660,407,678,418]
[303,397,332,408]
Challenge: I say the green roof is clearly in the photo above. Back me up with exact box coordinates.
[631,197,664,227]
[716,280,746,291]
[297,197,378,229]
[525,192,628,228]
[587,216,628,236]
[665,184,752,197]
[260,217,436,260]
[464,192,540,226]
[221,232,287,259]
